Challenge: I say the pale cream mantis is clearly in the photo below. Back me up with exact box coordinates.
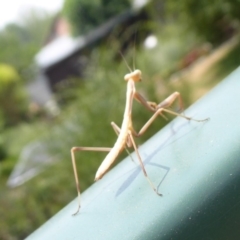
[71,66,208,215]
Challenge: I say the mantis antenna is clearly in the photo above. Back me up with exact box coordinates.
[119,51,132,73]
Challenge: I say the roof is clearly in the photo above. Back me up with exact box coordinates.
[35,10,137,69]
[35,35,85,69]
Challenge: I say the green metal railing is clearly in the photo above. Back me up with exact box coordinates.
[27,67,240,240]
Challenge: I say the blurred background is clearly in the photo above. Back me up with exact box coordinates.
[0,0,240,239]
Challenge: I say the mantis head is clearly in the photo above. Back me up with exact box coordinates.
[124,69,142,82]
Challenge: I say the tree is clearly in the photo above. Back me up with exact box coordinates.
[63,0,131,35]
[166,0,240,44]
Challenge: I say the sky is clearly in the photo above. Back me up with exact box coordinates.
[0,0,64,29]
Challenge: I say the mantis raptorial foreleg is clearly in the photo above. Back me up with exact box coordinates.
[133,91,208,137]
[132,107,207,138]
[134,91,184,114]
[156,92,184,111]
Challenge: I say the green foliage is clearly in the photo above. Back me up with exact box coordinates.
[0,8,55,126]
[0,9,54,81]
[18,8,54,46]
[63,0,131,35]
[0,64,19,86]
[215,40,240,82]
[166,0,240,44]
[0,64,28,127]
[0,13,239,239]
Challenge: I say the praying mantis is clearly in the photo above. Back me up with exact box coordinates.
[71,64,208,215]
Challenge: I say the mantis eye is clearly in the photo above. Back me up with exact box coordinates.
[124,70,142,82]
[132,70,142,82]
[124,73,130,81]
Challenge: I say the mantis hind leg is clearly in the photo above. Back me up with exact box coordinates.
[71,146,112,215]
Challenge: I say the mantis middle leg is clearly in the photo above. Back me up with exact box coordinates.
[133,107,208,137]
[111,122,161,195]
[128,131,162,196]
[133,91,208,137]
